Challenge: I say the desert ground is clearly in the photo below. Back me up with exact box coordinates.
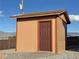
[0,49,79,59]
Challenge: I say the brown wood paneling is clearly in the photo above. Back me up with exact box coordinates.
[0,39,16,50]
[55,19,57,53]
[39,21,52,51]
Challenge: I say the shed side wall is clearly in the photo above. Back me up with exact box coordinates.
[56,15,67,53]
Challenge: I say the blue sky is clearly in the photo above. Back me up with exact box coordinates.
[0,0,79,32]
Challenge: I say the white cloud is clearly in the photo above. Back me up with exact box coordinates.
[0,10,4,17]
[69,15,79,21]
[0,10,2,14]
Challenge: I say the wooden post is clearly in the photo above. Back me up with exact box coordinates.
[22,0,24,14]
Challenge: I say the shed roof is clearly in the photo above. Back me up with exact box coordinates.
[11,10,70,24]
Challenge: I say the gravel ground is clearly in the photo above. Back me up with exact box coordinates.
[0,49,79,59]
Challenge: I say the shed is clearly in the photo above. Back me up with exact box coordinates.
[12,10,70,53]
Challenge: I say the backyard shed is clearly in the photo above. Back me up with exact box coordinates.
[12,10,70,53]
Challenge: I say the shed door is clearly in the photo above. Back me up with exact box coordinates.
[39,21,52,51]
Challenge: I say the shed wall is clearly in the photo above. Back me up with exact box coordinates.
[17,20,38,52]
[56,15,67,53]
[16,17,56,52]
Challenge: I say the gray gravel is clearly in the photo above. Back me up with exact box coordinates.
[0,49,79,59]
[3,51,79,59]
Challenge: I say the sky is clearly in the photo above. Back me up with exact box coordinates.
[0,0,79,32]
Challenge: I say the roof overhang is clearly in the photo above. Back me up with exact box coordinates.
[11,10,71,24]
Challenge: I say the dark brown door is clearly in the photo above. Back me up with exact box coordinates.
[39,21,52,51]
